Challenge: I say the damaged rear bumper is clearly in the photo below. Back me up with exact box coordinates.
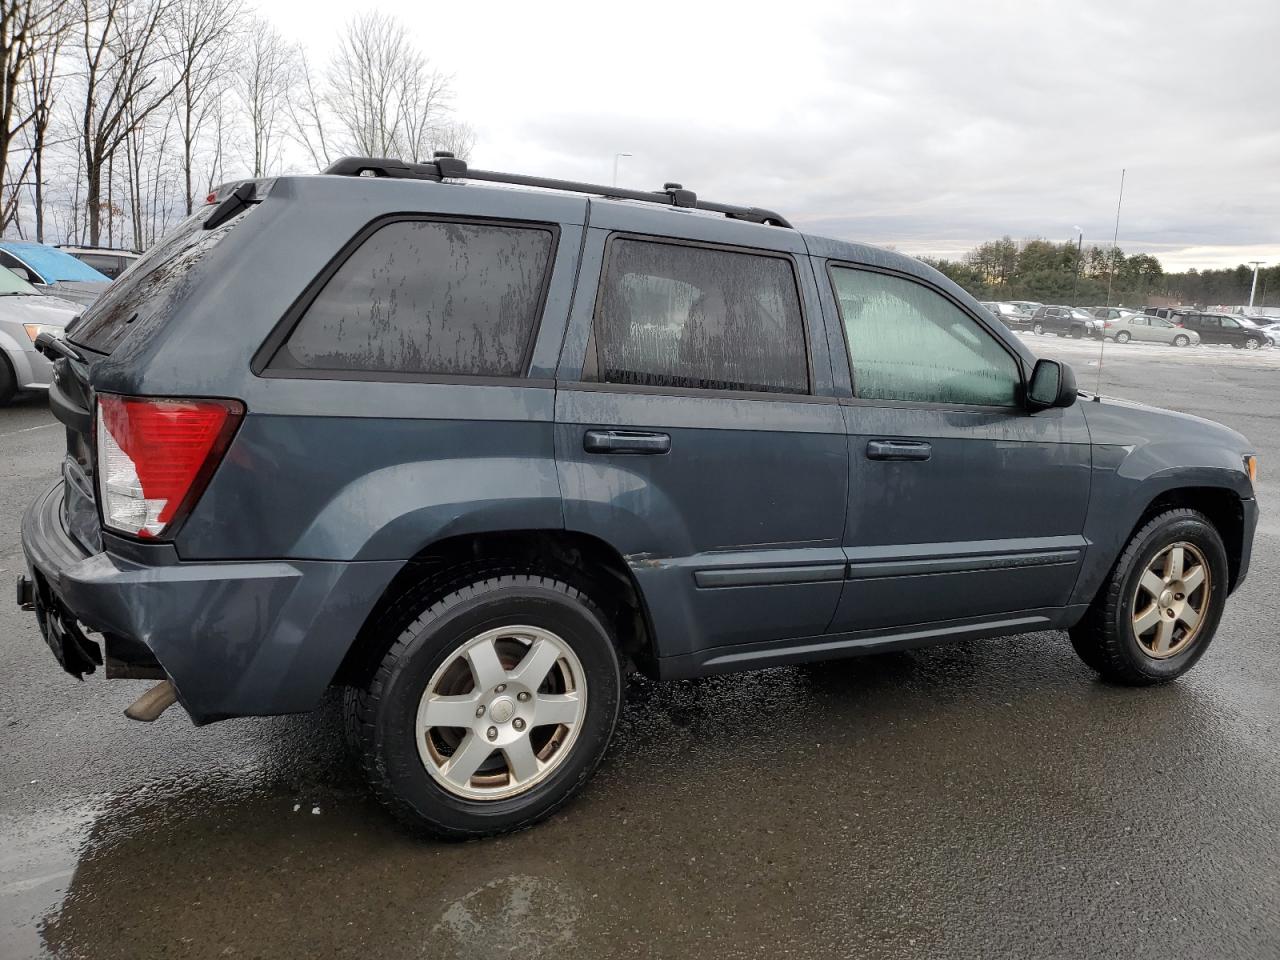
[19,481,399,724]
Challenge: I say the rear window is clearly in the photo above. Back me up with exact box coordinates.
[68,209,243,354]
[272,219,555,378]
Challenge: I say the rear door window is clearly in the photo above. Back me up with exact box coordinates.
[588,237,809,395]
[274,219,555,378]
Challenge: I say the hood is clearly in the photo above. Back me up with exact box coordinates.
[0,293,80,327]
[1081,394,1252,461]
[49,281,108,307]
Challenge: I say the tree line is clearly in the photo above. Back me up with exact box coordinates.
[0,0,473,251]
[922,237,1278,310]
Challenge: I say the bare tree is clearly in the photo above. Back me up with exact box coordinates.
[236,19,291,177]
[432,119,475,161]
[326,12,452,161]
[1,0,71,232]
[165,0,239,214]
[285,46,332,171]
[75,0,182,245]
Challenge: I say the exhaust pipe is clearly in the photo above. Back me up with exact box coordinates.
[124,680,178,722]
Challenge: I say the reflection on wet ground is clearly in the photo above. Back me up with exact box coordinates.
[16,632,1280,959]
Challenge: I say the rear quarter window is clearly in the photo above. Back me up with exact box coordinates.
[271,219,555,378]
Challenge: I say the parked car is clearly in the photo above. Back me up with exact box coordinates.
[1106,313,1199,347]
[0,241,110,306]
[1235,316,1279,347]
[1178,312,1271,349]
[0,267,81,404]
[981,301,1034,329]
[1086,306,1139,323]
[1030,304,1095,337]
[57,245,141,281]
[1008,300,1043,315]
[17,157,1258,839]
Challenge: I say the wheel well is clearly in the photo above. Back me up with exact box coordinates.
[1135,487,1246,589]
[334,530,657,687]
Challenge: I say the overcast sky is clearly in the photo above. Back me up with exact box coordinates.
[263,0,1278,271]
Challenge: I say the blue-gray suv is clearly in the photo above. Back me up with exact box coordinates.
[17,156,1259,838]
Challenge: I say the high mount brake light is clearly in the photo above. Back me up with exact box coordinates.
[96,395,244,539]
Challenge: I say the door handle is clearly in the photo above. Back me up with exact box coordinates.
[584,429,671,455]
[866,440,932,462]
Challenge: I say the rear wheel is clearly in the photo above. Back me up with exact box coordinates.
[1115,331,1131,344]
[1033,322,1045,335]
[1069,509,1227,685]
[1173,334,1190,347]
[347,574,623,839]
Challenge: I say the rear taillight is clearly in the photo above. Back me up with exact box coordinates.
[95,394,244,539]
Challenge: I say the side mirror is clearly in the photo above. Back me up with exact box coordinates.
[1027,358,1078,410]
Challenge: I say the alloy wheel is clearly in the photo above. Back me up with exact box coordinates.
[415,625,587,800]
[1131,542,1210,659]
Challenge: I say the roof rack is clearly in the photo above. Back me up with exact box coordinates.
[321,154,793,229]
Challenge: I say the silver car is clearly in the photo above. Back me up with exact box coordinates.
[0,267,81,404]
[1107,313,1200,347]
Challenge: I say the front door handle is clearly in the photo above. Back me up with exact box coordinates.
[866,439,932,462]
[584,429,671,455]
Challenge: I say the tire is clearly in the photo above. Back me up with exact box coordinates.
[0,353,16,406]
[348,574,623,839]
[1245,337,1261,350]
[1069,509,1228,685]
[1115,331,1131,344]
[1033,322,1045,335]
[1070,326,1084,339]
[1173,335,1190,348]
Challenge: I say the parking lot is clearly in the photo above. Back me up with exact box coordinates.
[1,346,1277,960]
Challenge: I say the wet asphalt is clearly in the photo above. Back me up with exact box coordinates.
[1,344,1278,959]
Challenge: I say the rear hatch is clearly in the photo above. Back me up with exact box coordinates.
[46,181,269,553]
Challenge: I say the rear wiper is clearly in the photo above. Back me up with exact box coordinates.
[35,330,85,364]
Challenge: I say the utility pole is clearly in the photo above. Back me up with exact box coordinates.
[1248,261,1265,309]
[612,152,632,187]
[1071,226,1083,304]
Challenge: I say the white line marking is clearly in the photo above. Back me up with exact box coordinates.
[0,422,58,439]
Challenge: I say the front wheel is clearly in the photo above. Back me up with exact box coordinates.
[1245,337,1261,350]
[1033,322,1045,335]
[1069,509,1228,685]
[1115,331,1131,344]
[347,574,623,838]
[1173,334,1190,347]
[0,354,16,406]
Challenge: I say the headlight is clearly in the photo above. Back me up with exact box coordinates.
[22,323,63,343]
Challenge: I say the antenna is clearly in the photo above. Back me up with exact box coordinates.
[1094,168,1126,401]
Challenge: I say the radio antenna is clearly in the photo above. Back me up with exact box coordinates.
[1094,168,1126,401]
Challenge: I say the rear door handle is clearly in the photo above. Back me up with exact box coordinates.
[866,440,932,462]
[584,429,671,455]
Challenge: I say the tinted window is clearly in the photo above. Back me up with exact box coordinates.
[79,254,121,278]
[278,220,554,377]
[0,251,39,283]
[70,207,245,353]
[591,238,808,394]
[830,267,1020,407]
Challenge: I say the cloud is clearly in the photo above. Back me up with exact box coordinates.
[273,0,1280,270]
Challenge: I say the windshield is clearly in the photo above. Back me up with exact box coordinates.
[0,266,40,296]
[1071,309,1093,319]
[0,243,108,282]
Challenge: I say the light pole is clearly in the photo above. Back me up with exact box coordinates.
[612,152,632,187]
[1248,260,1265,309]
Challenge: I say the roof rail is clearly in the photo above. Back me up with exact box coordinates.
[321,154,793,229]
